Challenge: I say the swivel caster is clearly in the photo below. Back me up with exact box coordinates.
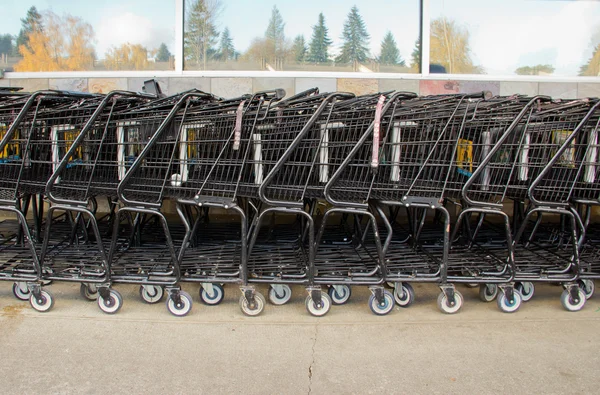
[240,289,265,316]
[166,290,193,317]
[561,286,586,312]
[496,287,522,313]
[13,282,31,301]
[437,287,463,314]
[305,288,331,317]
[478,284,498,302]
[30,289,54,313]
[328,285,351,305]
[98,288,122,314]
[578,279,595,300]
[80,283,99,301]
[200,283,224,305]
[368,287,394,315]
[268,284,292,305]
[393,283,415,307]
[515,282,534,302]
[140,285,164,304]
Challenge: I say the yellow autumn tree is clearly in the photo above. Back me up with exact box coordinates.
[430,17,481,74]
[104,43,149,70]
[15,11,95,72]
[580,45,600,76]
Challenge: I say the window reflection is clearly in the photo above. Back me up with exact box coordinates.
[183,0,420,73]
[0,1,176,72]
[431,0,600,76]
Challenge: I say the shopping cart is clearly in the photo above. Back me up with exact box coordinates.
[244,91,363,316]
[315,91,418,315]
[0,90,103,311]
[40,90,158,313]
[573,102,600,298]
[110,90,243,316]
[147,89,285,316]
[353,92,530,313]
[509,98,600,311]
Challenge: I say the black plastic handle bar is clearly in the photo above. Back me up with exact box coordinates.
[257,92,356,208]
[45,90,158,205]
[461,95,553,208]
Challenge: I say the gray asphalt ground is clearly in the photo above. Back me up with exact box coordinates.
[1,281,599,394]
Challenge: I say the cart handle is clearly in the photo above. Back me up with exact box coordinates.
[528,99,600,207]
[0,90,101,153]
[461,95,553,208]
[45,90,157,206]
[257,92,356,208]
[117,91,220,208]
[323,91,417,208]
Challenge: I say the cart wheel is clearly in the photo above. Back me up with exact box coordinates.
[80,283,99,301]
[268,284,292,305]
[328,285,351,305]
[561,288,586,312]
[305,293,332,317]
[98,289,123,314]
[13,282,31,301]
[437,290,463,314]
[478,284,498,303]
[140,285,164,304]
[393,283,415,307]
[200,284,224,305]
[369,290,395,316]
[239,292,266,316]
[29,290,54,313]
[167,291,193,317]
[515,282,534,302]
[496,289,522,313]
[578,279,595,300]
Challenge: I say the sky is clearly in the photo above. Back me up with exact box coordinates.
[2,0,176,56]
[431,0,600,76]
[2,0,600,75]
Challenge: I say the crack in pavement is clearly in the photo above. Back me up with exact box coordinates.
[308,324,318,395]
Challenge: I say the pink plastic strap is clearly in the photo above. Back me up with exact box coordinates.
[233,100,245,150]
[371,95,386,169]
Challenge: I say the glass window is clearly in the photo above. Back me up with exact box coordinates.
[430,0,600,76]
[0,0,176,72]
[183,0,420,73]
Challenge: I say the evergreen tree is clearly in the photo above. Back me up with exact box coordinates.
[265,5,285,62]
[307,13,332,63]
[16,6,42,53]
[218,27,235,61]
[379,31,404,66]
[292,35,307,62]
[410,37,421,71]
[336,5,370,68]
[155,43,171,62]
[0,34,13,56]
[184,0,221,70]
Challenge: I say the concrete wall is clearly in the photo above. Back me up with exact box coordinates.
[2,76,600,99]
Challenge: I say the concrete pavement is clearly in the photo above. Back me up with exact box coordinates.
[1,282,599,394]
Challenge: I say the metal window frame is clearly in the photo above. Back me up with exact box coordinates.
[1,0,599,83]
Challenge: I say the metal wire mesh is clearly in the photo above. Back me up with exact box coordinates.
[0,93,103,201]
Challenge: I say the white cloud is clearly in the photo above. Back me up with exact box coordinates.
[472,1,598,75]
[95,11,174,58]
